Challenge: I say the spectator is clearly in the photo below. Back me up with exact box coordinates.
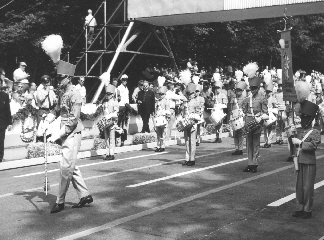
[0,80,12,163]
[132,80,143,103]
[36,75,57,126]
[13,62,30,90]
[137,80,155,133]
[117,74,129,146]
[85,9,97,45]
[75,77,86,105]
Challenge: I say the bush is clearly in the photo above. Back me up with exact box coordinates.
[27,142,62,159]
[132,132,157,145]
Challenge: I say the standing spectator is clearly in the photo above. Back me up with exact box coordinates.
[117,74,129,146]
[132,80,144,103]
[0,80,12,163]
[75,77,86,105]
[111,78,121,102]
[85,9,97,45]
[36,75,57,126]
[137,80,155,133]
[13,62,30,90]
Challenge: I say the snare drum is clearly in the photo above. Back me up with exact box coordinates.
[96,116,114,132]
[229,116,245,131]
[154,116,167,127]
[176,118,195,132]
[264,112,277,127]
[243,116,260,134]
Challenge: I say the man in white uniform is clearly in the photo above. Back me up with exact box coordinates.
[85,9,97,44]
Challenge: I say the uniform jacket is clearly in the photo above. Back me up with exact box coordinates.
[58,85,83,137]
[297,128,320,165]
[230,95,245,110]
[155,97,171,117]
[137,89,155,115]
[242,92,268,116]
[0,91,12,129]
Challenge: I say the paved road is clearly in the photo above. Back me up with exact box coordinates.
[0,137,324,240]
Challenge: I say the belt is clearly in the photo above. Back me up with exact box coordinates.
[39,108,49,111]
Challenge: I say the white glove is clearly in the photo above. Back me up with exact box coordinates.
[291,138,302,145]
[255,116,262,123]
[47,134,60,143]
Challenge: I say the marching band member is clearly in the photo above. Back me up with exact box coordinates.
[274,80,285,145]
[291,81,320,219]
[48,61,93,213]
[212,81,228,143]
[242,63,268,173]
[195,84,205,146]
[182,83,200,166]
[262,82,278,148]
[154,86,171,152]
[230,81,246,155]
[103,84,119,160]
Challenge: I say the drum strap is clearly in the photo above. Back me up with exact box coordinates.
[249,94,254,117]
[296,130,313,157]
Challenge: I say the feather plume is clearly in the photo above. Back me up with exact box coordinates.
[305,75,312,83]
[157,76,166,87]
[179,70,191,86]
[295,80,310,103]
[263,73,272,85]
[41,35,63,63]
[235,70,243,81]
[192,75,200,85]
[99,72,110,85]
[243,62,259,78]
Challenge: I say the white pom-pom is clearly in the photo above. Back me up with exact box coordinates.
[305,75,312,83]
[295,81,310,103]
[179,70,191,86]
[192,75,200,85]
[157,76,166,87]
[41,34,63,63]
[213,72,221,82]
[99,72,110,85]
[235,70,243,81]
[270,69,276,76]
[243,62,259,78]
[264,73,272,85]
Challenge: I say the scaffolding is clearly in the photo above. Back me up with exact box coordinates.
[63,0,179,103]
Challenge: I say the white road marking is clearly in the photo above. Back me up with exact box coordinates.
[0,150,233,199]
[126,157,248,188]
[267,180,324,207]
[267,154,324,207]
[57,165,292,240]
[13,152,168,178]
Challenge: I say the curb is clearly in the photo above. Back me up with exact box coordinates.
[0,133,220,171]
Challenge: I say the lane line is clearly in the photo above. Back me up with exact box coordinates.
[0,150,233,199]
[13,152,168,178]
[267,180,324,207]
[126,157,248,188]
[57,165,293,240]
[266,154,324,207]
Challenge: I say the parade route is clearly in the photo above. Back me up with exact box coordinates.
[0,138,324,240]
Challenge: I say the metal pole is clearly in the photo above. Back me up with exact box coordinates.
[91,21,135,103]
[104,0,107,49]
[161,27,179,75]
[67,52,70,63]
[85,27,88,75]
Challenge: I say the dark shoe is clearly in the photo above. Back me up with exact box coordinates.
[292,210,305,218]
[196,142,200,146]
[251,165,258,173]
[217,139,222,143]
[302,212,312,219]
[106,155,115,160]
[155,148,161,152]
[182,161,189,166]
[232,150,239,155]
[187,161,195,166]
[286,156,294,162]
[243,165,253,172]
[103,155,110,160]
[273,140,280,145]
[279,140,284,145]
[262,143,271,148]
[237,150,243,155]
[159,148,165,152]
[121,142,124,147]
[213,138,219,143]
[72,195,93,208]
[50,203,64,213]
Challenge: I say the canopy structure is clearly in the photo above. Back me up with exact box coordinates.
[128,0,324,26]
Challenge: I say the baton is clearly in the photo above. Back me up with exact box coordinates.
[43,132,50,195]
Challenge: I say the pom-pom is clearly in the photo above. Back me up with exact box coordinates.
[99,72,110,85]
[305,75,312,83]
[243,62,259,78]
[41,35,63,63]
[157,76,166,87]
[179,70,191,86]
[235,70,243,81]
[295,81,310,103]
[263,73,272,86]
